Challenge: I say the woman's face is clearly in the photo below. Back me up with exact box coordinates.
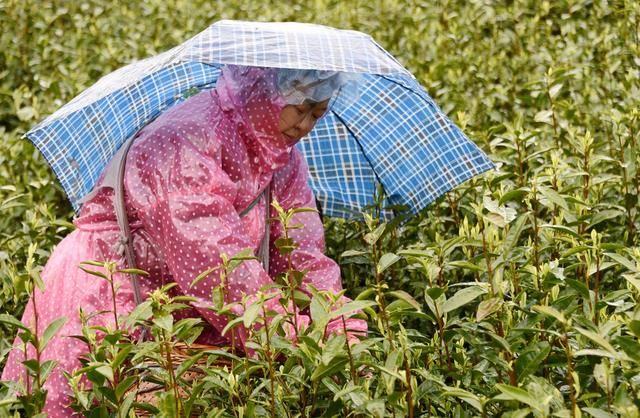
[278,99,330,145]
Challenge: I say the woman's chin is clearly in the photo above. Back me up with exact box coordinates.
[283,133,301,146]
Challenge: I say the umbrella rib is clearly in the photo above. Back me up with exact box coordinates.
[328,109,388,202]
[378,75,436,109]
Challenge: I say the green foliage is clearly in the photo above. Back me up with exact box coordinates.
[2,0,640,416]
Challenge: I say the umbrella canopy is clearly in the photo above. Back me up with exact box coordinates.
[26,20,493,218]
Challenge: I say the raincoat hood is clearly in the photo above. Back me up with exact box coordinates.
[213,65,292,171]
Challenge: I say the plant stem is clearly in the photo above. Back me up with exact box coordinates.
[496,321,517,385]
[108,271,119,331]
[285,247,299,336]
[341,315,357,383]
[562,333,577,418]
[403,359,414,418]
[515,132,525,187]
[530,186,541,290]
[582,254,594,319]
[511,262,521,296]
[262,304,277,418]
[161,331,181,416]
[547,83,560,149]
[433,304,452,372]
[221,270,237,356]
[446,192,461,228]
[372,240,393,345]
[309,381,318,417]
[31,290,42,392]
[23,339,30,396]
[480,230,494,295]
[580,143,591,235]
[614,127,637,244]
[594,250,601,326]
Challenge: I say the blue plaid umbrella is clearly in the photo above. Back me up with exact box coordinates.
[26,20,493,219]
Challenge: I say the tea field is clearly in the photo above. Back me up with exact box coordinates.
[1,0,639,416]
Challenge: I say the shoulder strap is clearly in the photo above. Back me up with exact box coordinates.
[257,183,271,273]
[113,137,144,306]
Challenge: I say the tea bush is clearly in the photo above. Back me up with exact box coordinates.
[1,0,640,416]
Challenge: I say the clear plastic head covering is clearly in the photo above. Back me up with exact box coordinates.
[210,64,364,172]
[276,68,361,105]
[213,65,361,168]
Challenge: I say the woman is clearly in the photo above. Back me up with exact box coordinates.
[2,65,366,416]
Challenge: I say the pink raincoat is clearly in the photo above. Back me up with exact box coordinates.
[2,66,366,416]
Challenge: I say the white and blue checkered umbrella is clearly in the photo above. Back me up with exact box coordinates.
[26,20,493,219]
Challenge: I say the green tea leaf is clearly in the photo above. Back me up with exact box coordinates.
[574,349,621,359]
[387,290,421,311]
[363,223,386,246]
[442,388,483,412]
[629,320,640,338]
[310,296,329,328]
[476,297,502,322]
[442,286,486,313]
[426,287,445,301]
[39,360,58,383]
[614,336,640,362]
[243,302,262,327]
[115,375,138,401]
[494,384,541,411]
[0,313,29,331]
[275,237,296,255]
[117,268,149,276]
[542,224,582,240]
[532,305,567,325]
[448,260,485,272]
[153,314,173,332]
[515,341,550,382]
[95,364,114,381]
[589,209,624,228]
[575,327,616,354]
[377,252,401,274]
[41,316,67,351]
[539,186,569,210]
[534,109,554,125]
[605,253,638,273]
[311,357,348,381]
[341,250,368,257]
[548,83,563,99]
[221,316,244,336]
[321,334,346,366]
[624,274,640,293]
[328,300,376,321]
[78,266,109,280]
[111,345,133,370]
[583,408,616,418]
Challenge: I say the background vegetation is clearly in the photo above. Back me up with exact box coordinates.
[1,0,640,416]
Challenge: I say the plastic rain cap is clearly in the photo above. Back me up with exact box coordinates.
[276,69,361,105]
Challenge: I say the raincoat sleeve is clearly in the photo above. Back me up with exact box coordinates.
[126,126,278,346]
[270,149,368,340]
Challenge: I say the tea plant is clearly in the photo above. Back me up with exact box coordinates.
[0,244,66,417]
